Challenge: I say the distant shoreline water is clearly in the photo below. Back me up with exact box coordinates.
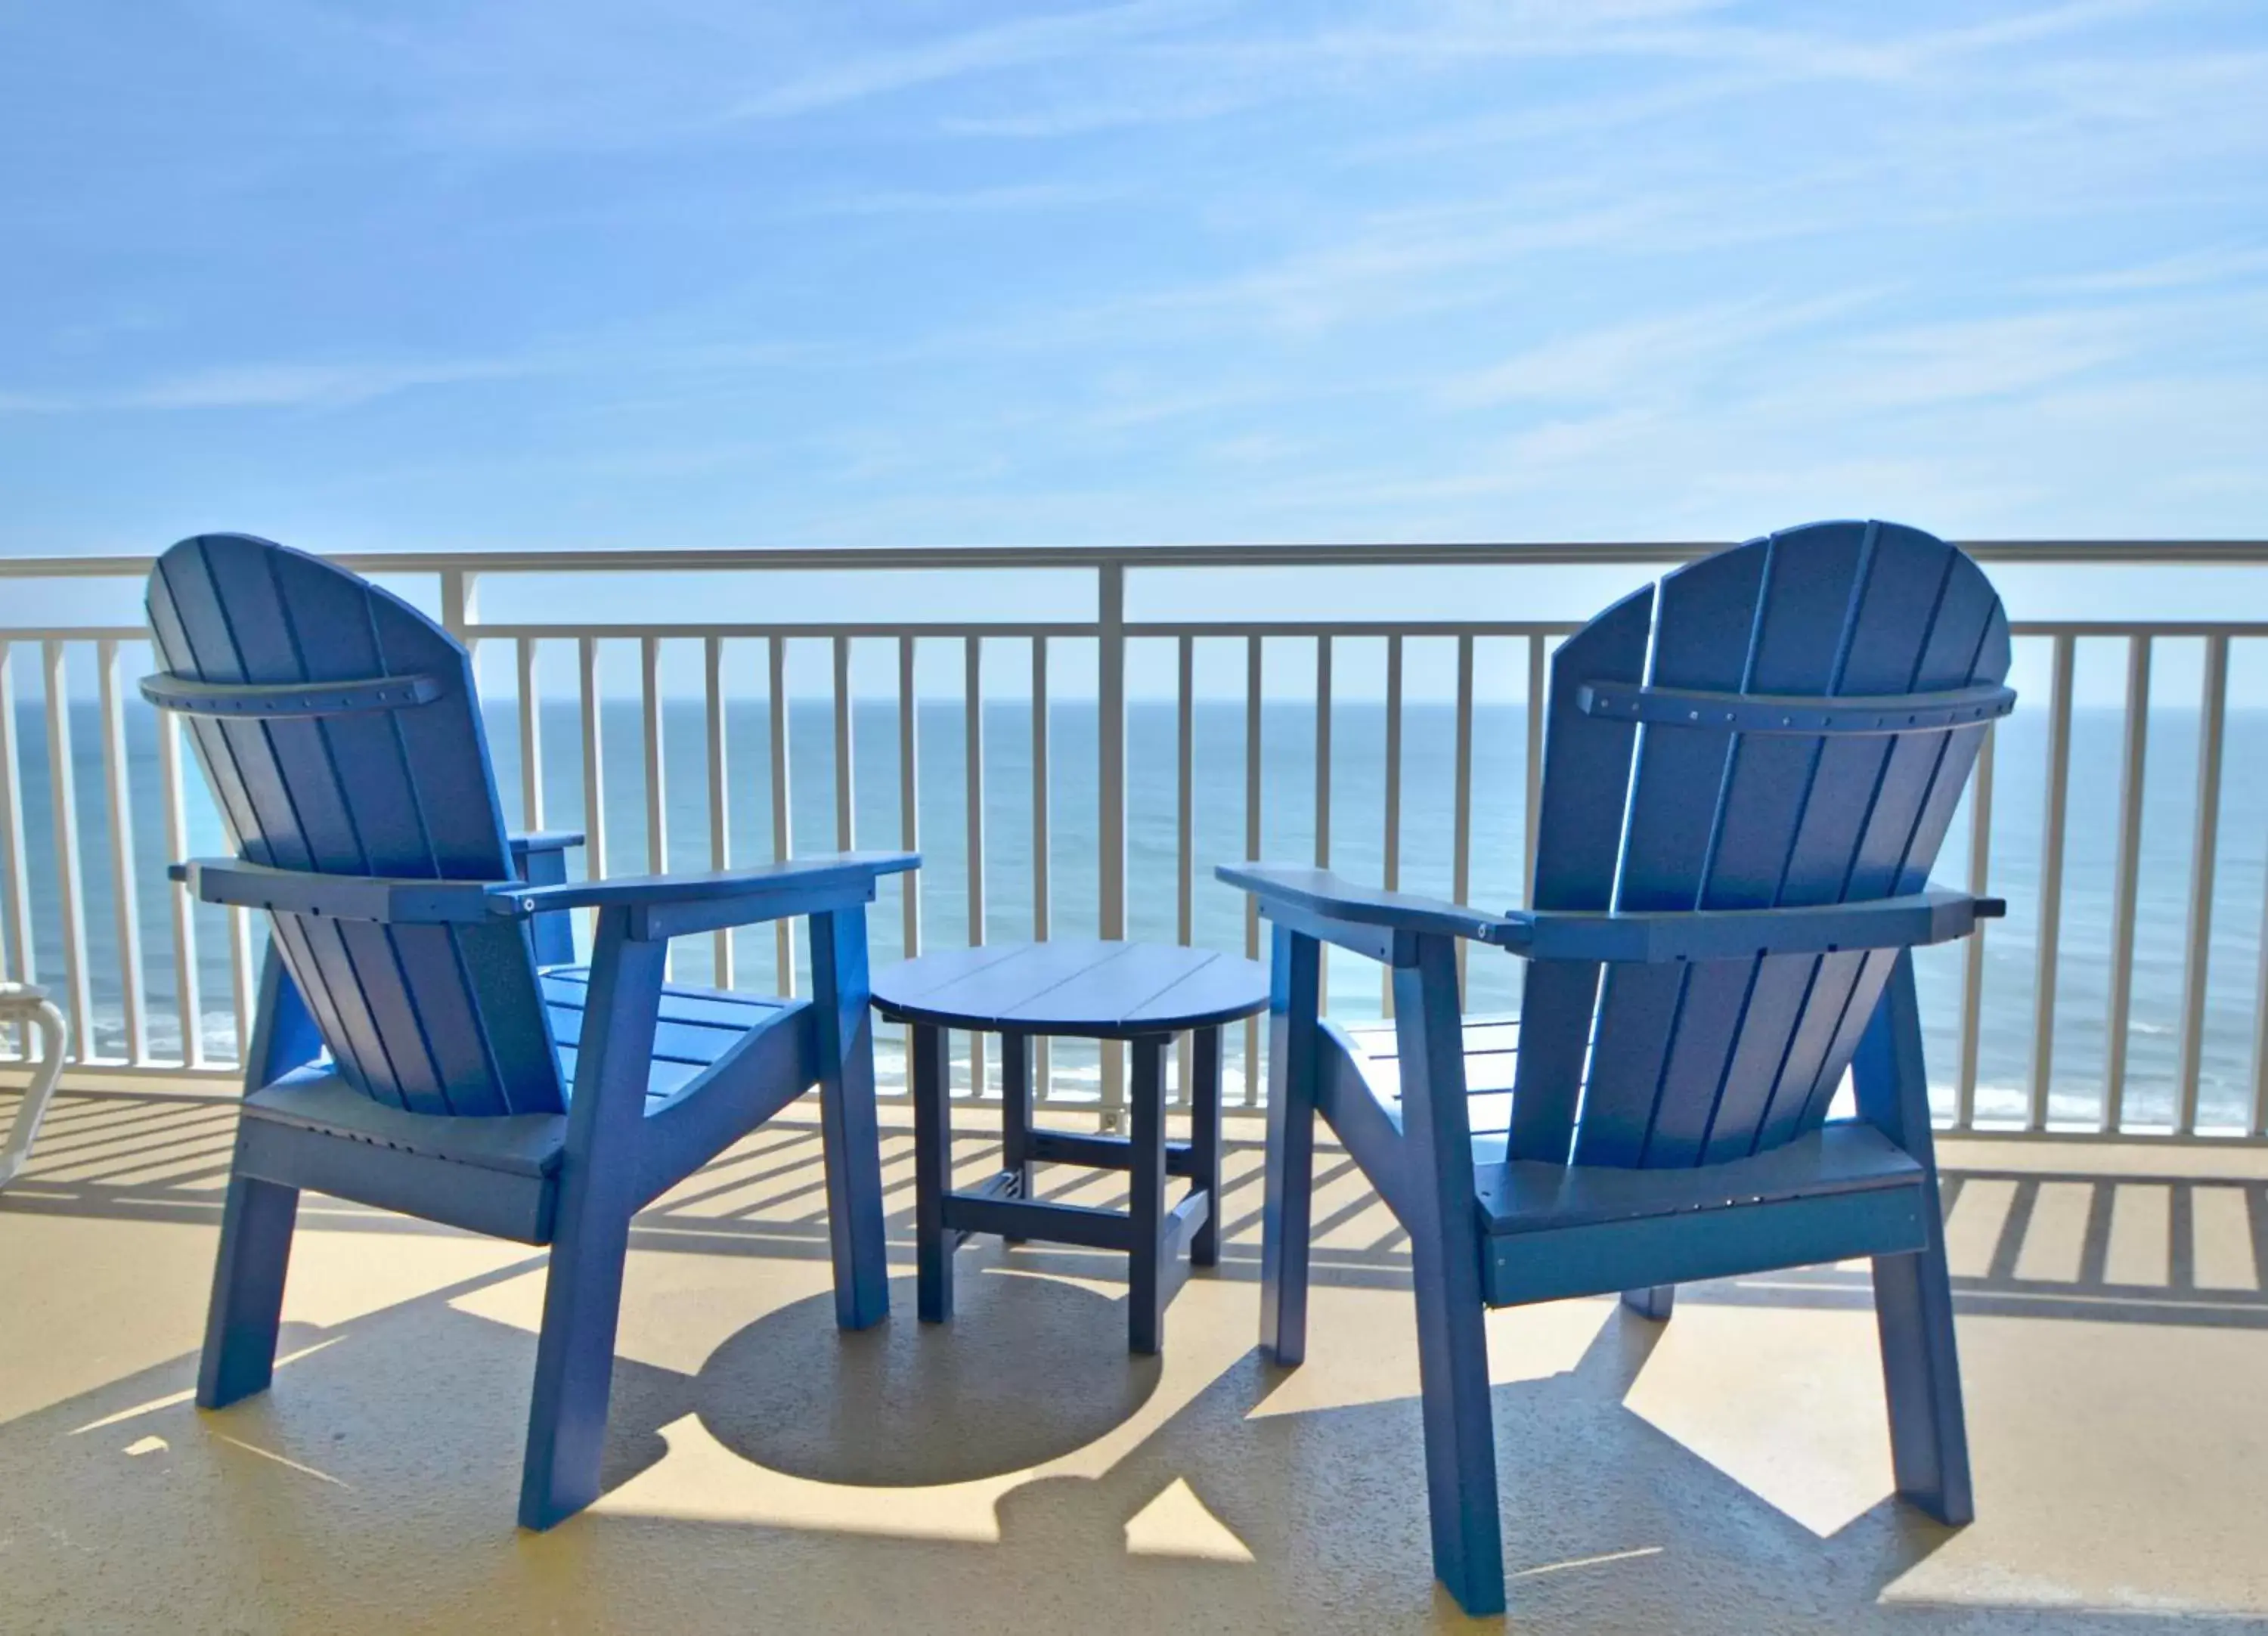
[8,699,2265,1129]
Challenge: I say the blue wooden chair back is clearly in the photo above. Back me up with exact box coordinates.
[1510,519,2009,1169]
[146,532,563,1118]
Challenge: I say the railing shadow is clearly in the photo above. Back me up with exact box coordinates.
[9,1092,2267,1333]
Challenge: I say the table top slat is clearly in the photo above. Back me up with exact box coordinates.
[872,940,1268,1037]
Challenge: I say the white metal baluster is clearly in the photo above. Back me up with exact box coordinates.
[642,637,669,979]
[833,636,855,851]
[2103,636,2150,1131]
[1314,636,1331,1018]
[2251,820,2268,1139]
[964,635,985,1097]
[1176,634,1194,1102]
[96,640,147,1063]
[1243,634,1262,1104]
[42,642,91,1060]
[705,637,733,988]
[1030,636,1051,1103]
[899,636,921,1090]
[1098,564,1126,1125]
[1524,633,1546,906]
[900,637,921,952]
[770,637,795,999]
[155,705,202,1067]
[1381,634,1402,1019]
[1452,634,1476,1002]
[0,644,36,1058]
[1956,724,1995,1129]
[578,636,608,952]
[518,638,544,832]
[2028,634,2074,1130]
[229,906,256,1064]
[1520,631,1548,1018]
[439,569,480,649]
[2175,634,2229,1134]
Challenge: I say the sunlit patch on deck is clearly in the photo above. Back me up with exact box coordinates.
[1124,1477,1253,1562]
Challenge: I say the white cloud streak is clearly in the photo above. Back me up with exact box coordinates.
[720,2,1212,122]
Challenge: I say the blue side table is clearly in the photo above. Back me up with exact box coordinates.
[872,940,1270,1354]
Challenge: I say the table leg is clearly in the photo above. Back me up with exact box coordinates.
[1128,1033,1168,1354]
[1001,1029,1033,1241]
[1191,1025,1223,1267]
[911,1023,953,1323]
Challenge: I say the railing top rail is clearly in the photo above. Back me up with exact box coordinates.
[9,618,2268,643]
[1,538,2266,578]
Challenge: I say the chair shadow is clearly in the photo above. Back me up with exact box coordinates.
[6,1254,2253,1631]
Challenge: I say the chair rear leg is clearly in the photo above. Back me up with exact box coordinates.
[1622,1284,1675,1321]
[1259,928,1321,1365]
[197,1173,300,1409]
[1873,1242,1973,1525]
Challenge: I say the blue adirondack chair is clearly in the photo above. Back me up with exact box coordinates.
[140,532,916,1529]
[1219,520,2010,1614]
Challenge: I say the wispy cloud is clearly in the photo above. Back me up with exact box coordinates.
[1833,311,2139,408]
[792,181,1129,217]
[1441,292,1882,408]
[0,357,530,414]
[0,336,829,417]
[2031,244,2268,294]
[720,2,1210,122]
[940,85,1263,139]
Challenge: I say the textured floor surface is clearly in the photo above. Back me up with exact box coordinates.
[5,1084,2268,1634]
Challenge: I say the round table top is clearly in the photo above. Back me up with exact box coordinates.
[870,940,1270,1040]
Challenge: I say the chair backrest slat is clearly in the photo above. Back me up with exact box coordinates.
[1523,521,2006,1172]
[1570,531,1783,1167]
[147,534,561,1117]
[1504,587,1651,1162]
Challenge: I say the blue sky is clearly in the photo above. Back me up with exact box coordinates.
[3,0,2265,662]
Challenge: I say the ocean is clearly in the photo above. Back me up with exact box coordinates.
[9,694,2266,1129]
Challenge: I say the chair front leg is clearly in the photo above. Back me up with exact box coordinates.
[521,906,663,1530]
[1394,932,1504,1617]
[808,905,890,1331]
[1259,925,1322,1365]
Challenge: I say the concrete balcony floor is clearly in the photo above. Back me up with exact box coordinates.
[5,1085,2268,1634]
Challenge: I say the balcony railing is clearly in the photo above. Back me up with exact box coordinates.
[2,539,2266,1143]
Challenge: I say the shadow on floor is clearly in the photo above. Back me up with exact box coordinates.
[10,1243,2254,1635]
[9,1090,2268,1331]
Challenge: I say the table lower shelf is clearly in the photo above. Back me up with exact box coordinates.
[943,1167,1211,1257]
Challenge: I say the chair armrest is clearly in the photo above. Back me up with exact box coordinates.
[172,858,499,923]
[508,829,586,857]
[1216,862,1515,963]
[175,851,922,943]
[1506,888,2002,963]
[495,851,921,941]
